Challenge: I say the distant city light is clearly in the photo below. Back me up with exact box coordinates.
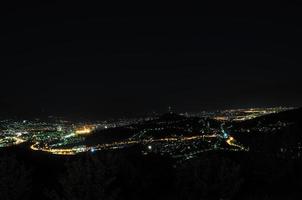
[0,107,292,156]
[57,126,63,132]
[75,127,92,135]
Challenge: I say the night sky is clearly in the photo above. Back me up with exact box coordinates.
[1,2,302,119]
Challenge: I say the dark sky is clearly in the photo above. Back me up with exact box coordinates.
[1,1,302,119]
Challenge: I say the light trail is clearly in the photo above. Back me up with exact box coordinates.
[30,142,84,155]
[221,127,248,151]
[25,126,247,156]
[29,134,220,155]
[226,136,246,150]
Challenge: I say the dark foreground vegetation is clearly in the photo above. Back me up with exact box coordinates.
[1,145,302,200]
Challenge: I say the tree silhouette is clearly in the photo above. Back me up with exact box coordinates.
[176,155,243,200]
[116,153,175,200]
[48,154,120,200]
[0,155,31,200]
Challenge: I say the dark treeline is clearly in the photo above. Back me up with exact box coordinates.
[1,144,302,200]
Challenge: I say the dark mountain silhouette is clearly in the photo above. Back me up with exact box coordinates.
[85,112,220,146]
[233,107,302,127]
[232,108,302,153]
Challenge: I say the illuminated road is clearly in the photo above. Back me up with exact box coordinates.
[222,127,248,151]
[226,136,247,150]
[30,142,87,155]
[2,127,247,156]
[29,132,247,156]
[2,123,248,156]
[1,107,291,156]
[28,134,219,155]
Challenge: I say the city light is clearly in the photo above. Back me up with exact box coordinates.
[0,107,293,156]
[75,127,92,135]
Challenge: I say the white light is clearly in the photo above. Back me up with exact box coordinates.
[15,132,23,137]
[148,145,152,150]
[57,126,63,131]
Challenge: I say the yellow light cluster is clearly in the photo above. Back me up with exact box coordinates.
[213,116,228,121]
[75,127,93,135]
